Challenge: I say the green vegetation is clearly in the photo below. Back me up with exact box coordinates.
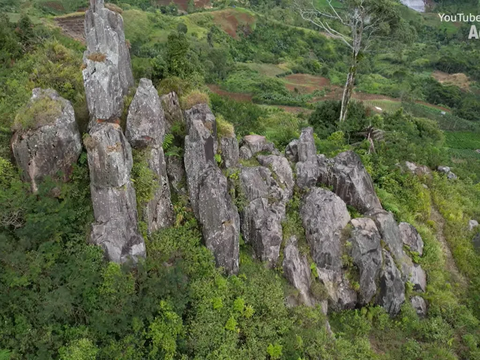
[12,96,62,131]
[1,0,480,359]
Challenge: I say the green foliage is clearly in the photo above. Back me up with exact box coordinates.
[12,96,62,131]
[216,114,235,138]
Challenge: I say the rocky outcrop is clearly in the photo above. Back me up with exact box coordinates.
[285,139,298,163]
[411,296,427,318]
[197,166,240,275]
[86,122,145,263]
[283,236,315,307]
[297,127,316,162]
[184,106,240,274]
[473,233,480,254]
[239,158,293,265]
[126,79,174,233]
[160,91,184,133]
[219,135,239,169]
[377,250,405,316]
[329,151,382,214]
[11,88,82,193]
[370,210,405,261]
[296,154,330,189]
[405,161,431,177]
[468,219,479,231]
[437,166,457,180]
[399,222,424,256]
[185,103,217,154]
[349,218,383,305]
[239,135,276,160]
[408,264,427,292]
[82,0,134,123]
[301,188,357,310]
[166,155,186,196]
[184,114,216,218]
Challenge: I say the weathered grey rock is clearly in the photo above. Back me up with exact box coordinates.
[125,78,174,232]
[296,154,331,189]
[166,155,186,195]
[405,161,431,177]
[11,88,82,193]
[184,119,216,217]
[160,91,184,133]
[399,222,424,256]
[220,136,239,169]
[126,78,165,148]
[472,233,480,253]
[142,147,174,232]
[86,122,145,263]
[437,166,451,174]
[285,139,298,162]
[239,164,291,265]
[411,296,427,318]
[349,218,383,305]
[469,220,479,231]
[257,155,295,198]
[447,172,457,180]
[329,151,382,214]
[298,127,316,162]
[83,0,133,122]
[283,236,315,307]
[408,264,427,292]
[370,210,404,262]
[239,135,276,160]
[301,188,357,310]
[377,250,405,316]
[197,166,240,275]
[184,103,217,154]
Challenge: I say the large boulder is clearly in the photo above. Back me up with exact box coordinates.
[399,222,424,256]
[377,250,405,316]
[184,103,217,154]
[370,210,405,262]
[408,264,427,292]
[300,188,356,310]
[283,236,315,307]
[126,79,174,233]
[239,160,292,265]
[11,88,82,192]
[160,91,184,133]
[184,118,216,217]
[166,155,186,196]
[349,218,383,305]
[285,139,298,163]
[86,122,145,263]
[239,135,276,160]
[411,295,427,318]
[329,151,382,214]
[296,154,331,189]
[219,136,239,169]
[197,166,240,275]
[297,127,316,162]
[126,78,165,148]
[83,0,133,123]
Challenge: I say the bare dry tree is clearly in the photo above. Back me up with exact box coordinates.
[294,0,399,122]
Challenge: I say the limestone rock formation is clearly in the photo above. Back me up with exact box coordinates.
[399,222,424,256]
[283,236,315,307]
[82,0,134,123]
[377,250,405,315]
[197,166,240,275]
[296,154,331,189]
[239,159,293,265]
[126,79,174,233]
[411,296,427,317]
[473,233,480,253]
[160,91,184,133]
[239,135,277,160]
[405,161,431,177]
[408,264,427,292]
[219,135,239,169]
[166,155,186,196]
[329,151,382,214]
[126,78,165,148]
[11,88,82,192]
[184,108,240,274]
[468,219,479,231]
[86,122,145,263]
[297,127,316,162]
[370,210,405,261]
[285,139,298,162]
[301,188,357,310]
[349,218,383,305]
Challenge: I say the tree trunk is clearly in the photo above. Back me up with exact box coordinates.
[339,54,358,123]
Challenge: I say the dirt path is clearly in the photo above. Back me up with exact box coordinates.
[430,206,468,290]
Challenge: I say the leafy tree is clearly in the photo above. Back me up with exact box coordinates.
[295,0,400,122]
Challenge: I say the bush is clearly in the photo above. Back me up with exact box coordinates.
[12,96,63,131]
[180,90,209,110]
[216,114,234,138]
[86,52,107,62]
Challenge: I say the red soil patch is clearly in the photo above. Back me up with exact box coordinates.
[155,0,211,11]
[54,14,86,43]
[208,84,253,102]
[284,74,331,94]
[41,1,65,12]
[432,70,470,90]
[276,105,313,115]
[213,10,255,39]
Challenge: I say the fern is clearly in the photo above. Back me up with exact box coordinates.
[163,133,174,152]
